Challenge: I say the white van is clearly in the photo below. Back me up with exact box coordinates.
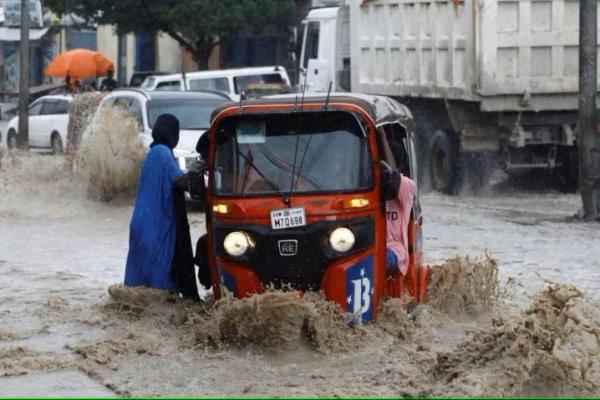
[139,66,291,101]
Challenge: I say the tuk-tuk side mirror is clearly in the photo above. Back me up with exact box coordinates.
[380,160,401,201]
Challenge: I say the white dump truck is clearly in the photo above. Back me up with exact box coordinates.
[299,0,586,193]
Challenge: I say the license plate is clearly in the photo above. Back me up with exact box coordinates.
[270,207,306,230]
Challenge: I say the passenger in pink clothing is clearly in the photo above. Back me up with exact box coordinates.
[385,174,416,276]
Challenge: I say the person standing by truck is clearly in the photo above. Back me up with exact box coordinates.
[124,114,199,300]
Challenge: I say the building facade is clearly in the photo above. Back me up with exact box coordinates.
[0,0,54,94]
[97,26,187,86]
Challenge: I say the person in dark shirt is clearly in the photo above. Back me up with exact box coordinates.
[100,69,118,91]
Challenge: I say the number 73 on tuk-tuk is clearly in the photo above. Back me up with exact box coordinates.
[190,93,429,323]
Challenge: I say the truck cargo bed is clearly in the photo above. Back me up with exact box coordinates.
[349,0,598,111]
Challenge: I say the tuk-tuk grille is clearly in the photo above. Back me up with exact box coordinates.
[213,217,374,291]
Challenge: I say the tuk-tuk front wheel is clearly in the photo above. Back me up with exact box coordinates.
[429,130,461,194]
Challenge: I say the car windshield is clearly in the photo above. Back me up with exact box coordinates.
[140,77,155,89]
[213,111,373,196]
[189,77,230,92]
[146,98,226,130]
[233,73,284,94]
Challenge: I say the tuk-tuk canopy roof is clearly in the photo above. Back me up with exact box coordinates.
[211,92,414,129]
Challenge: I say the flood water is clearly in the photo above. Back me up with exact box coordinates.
[1,151,599,396]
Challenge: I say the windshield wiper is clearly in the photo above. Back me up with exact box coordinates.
[291,134,315,196]
[259,144,322,189]
[237,150,290,206]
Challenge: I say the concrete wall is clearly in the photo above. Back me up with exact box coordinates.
[96,25,136,84]
[98,26,186,83]
[51,28,67,54]
[156,32,181,73]
[97,25,120,78]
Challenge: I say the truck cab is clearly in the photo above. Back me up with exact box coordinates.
[299,5,349,93]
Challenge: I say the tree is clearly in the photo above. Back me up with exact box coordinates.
[18,0,30,149]
[578,0,600,220]
[46,0,296,69]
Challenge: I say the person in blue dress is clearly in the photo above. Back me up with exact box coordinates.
[124,114,199,300]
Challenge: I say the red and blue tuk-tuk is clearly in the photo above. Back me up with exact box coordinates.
[193,93,428,322]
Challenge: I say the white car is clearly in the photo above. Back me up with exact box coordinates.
[96,88,231,170]
[139,66,291,102]
[6,95,71,154]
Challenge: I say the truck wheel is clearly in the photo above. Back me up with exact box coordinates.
[51,133,64,155]
[429,130,462,194]
[554,148,578,193]
[7,130,18,150]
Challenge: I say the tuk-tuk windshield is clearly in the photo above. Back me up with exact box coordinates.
[213,111,373,196]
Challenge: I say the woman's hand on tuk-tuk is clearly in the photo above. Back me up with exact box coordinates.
[173,173,189,190]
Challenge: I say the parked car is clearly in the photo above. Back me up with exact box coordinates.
[139,66,292,101]
[6,95,72,154]
[96,88,231,170]
[129,71,171,88]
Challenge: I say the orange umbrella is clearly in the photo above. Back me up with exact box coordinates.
[45,48,114,80]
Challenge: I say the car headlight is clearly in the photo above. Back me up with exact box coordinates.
[329,227,355,253]
[223,231,254,257]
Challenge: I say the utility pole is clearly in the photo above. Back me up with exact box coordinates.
[578,0,599,219]
[18,0,30,149]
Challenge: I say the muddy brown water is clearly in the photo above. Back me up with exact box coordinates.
[3,249,599,396]
[1,150,599,396]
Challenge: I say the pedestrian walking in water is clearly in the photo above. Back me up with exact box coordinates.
[124,114,199,300]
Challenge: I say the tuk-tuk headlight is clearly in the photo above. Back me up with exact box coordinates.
[329,227,355,253]
[223,231,254,257]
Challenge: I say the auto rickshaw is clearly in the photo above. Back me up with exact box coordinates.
[192,93,428,323]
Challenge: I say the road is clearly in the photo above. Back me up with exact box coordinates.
[0,121,7,147]
[0,153,599,396]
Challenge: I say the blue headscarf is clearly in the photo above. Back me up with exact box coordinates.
[150,114,180,149]
[125,117,185,293]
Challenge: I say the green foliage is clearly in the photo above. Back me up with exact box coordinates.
[171,0,295,38]
[44,0,69,16]
[45,0,296,67]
